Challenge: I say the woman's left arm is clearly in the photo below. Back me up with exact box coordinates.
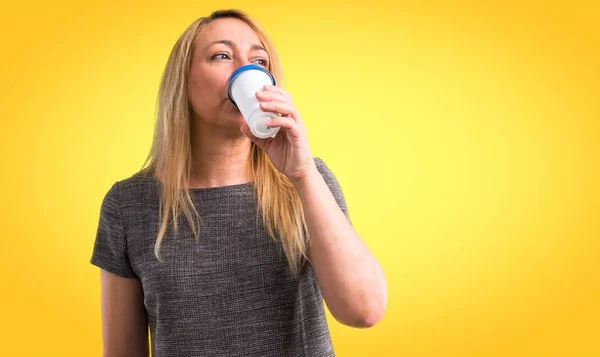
[241,84,387,328]
[293,165,388,328]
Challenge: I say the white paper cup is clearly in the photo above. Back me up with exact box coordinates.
[228,64,280,139]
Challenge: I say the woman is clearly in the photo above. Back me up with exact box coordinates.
[90,9,387,357]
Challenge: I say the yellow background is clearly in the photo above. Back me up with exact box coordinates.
[1,0,598,356]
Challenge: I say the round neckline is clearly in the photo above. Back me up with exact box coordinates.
[138,175,255,199]
[187,181,254,192]
[187,181,255,200]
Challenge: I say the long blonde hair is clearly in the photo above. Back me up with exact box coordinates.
[139,9,309,277]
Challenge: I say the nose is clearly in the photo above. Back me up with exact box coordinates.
[235,50,257,68]
[234,58,251,69]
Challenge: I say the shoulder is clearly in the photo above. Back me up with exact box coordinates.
[106,169,160,207]
[311,157,349,215]
[313,156,331,175]
[312,156,342,185]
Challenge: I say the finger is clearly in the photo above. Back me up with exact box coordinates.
[259,101,299,120]
[262,84,292,99]
[255,90,289,105]
[265,117,303,138]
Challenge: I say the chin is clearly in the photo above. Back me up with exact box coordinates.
[230,112,246,126]
[221,114,247,135]
[218,104,246,128]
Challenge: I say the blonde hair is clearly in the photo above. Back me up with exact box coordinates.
[139,9,309,277]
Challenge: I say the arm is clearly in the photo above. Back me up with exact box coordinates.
[100,270,149,357]
[294,164,388,328]
[241,84,387,327]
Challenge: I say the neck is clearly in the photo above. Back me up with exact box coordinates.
[188,121,253,189]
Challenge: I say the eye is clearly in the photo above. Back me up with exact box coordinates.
[254,58,268,67]
[212,53,231,60]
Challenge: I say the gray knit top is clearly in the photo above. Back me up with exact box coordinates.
[90,157,348,357]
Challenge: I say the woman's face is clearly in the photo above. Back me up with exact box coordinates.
[188,18,270,132]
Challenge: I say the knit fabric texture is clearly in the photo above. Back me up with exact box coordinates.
[90,157,349,356]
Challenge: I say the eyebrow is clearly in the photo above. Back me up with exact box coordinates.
[204,40,267,53]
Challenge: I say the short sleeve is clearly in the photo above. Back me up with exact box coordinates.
[313,157,350,220]
[90,181,138,279]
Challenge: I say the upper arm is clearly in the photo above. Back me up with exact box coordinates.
[100,269,149,357]
[90,182,149,356]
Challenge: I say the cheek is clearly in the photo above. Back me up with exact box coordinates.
[188,65,229,118]
[188,70,210,113]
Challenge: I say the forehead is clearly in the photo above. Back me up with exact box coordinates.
[197,18,262,47]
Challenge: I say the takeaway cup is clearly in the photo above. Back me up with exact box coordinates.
[228,64,280,139]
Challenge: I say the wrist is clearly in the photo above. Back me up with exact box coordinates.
[291,163,320,190]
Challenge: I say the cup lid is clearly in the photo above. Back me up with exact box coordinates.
[227,64,276,106]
